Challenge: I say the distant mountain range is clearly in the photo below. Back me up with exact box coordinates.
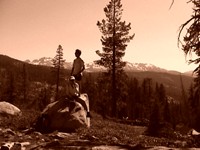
[0,54,195,101]
[25,57,194,76]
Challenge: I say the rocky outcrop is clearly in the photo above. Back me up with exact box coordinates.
[0,101,21,116]
[35,94,90,133]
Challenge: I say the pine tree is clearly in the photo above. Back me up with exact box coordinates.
[141,78,153,118]
[96,0,134,117]
[52,45,65,101]
[188,84,195,128]
[148,100,161,136]
[179,0,200,131]
[21,63,29,103]
[163,100,171,123]
[4,71,15,103]
[178,0,200,74]
[157,83,166,104]
[127,77,140,119]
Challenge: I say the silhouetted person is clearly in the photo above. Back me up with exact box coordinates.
[71,49,85,90]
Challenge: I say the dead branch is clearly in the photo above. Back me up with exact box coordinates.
[177,16,196,47]
[169,0,174,10]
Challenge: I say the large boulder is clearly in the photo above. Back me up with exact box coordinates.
[35,93,90,133]
[0,101,21,116]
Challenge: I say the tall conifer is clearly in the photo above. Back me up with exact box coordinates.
[179,0,200,130]
[96,0,134,117]
[52,45,65,101]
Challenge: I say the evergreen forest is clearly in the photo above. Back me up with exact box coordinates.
[0,54,197,134]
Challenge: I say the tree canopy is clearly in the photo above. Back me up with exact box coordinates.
[96,0,134,71]
[179,0,200,131]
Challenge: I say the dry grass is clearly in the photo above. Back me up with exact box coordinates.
[76,112,147,146]
[0,111,198,148]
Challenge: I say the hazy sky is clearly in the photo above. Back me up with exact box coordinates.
[0,0,197,72]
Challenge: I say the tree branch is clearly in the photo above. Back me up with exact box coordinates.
[169,0,174,10]
[178,16,196,47]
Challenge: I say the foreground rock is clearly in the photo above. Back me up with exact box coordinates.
[35,94,90,133]
[0,101,21,116]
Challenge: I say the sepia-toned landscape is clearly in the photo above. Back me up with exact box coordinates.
[1,0,200,149]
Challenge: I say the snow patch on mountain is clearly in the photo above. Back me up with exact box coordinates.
[124,62,167,72]
[25,57,168,72]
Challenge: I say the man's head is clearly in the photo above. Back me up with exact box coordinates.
[75,49,81,57]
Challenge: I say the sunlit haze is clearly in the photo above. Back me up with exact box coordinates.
[0,0,197,72]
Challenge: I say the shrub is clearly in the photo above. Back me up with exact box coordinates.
[0,109,40,130]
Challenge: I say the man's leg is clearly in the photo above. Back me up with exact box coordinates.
[75,97,88,111]
[76,80,82,92]
[75,97,91,118]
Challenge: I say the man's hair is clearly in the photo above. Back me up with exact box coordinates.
[75,49,81,55]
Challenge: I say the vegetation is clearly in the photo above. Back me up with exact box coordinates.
[1,0,200,148]
[0,54,195,134]
[0,109,40,130]
[52,45,65,101]
[178,0,200,131]
[0,0,200,142]
[96,0,134,117]
[1,111,199,148]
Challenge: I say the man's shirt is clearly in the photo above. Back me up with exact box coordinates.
[72,57,84,75]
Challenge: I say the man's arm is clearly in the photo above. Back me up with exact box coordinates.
[80,64,85,73]
[76,61,85,75]
[80,60,85,73]
[71,67,74,75]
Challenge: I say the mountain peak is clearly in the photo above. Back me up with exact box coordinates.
[25,57,170,73]
[124,62,167,72]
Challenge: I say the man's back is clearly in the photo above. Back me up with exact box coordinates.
[72,57,84,75]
